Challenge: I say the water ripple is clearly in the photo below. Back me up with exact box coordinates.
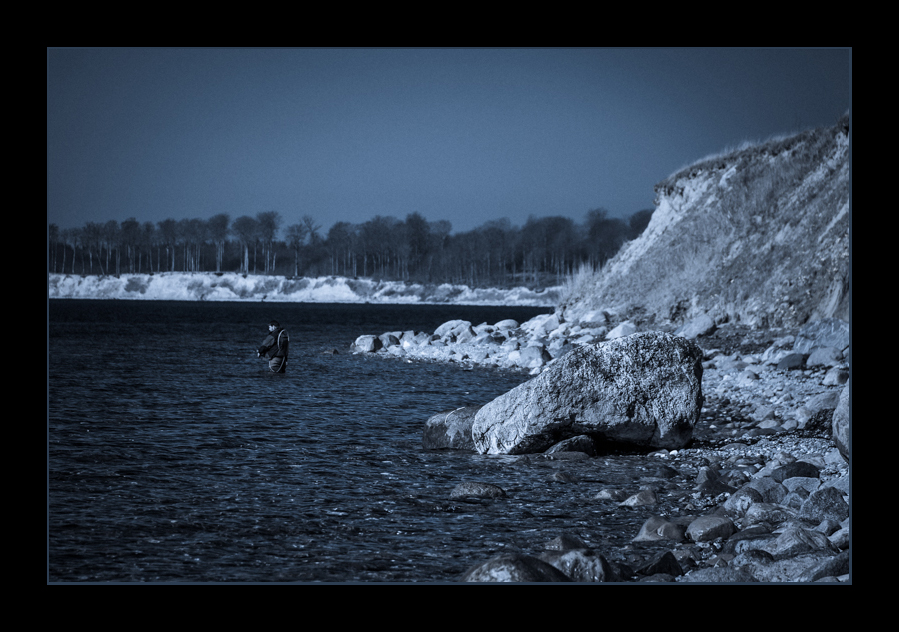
[49,300,683,582]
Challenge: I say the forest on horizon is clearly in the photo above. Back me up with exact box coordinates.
[48,208,653,289]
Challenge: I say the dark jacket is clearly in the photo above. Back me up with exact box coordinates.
[258,328,289,359]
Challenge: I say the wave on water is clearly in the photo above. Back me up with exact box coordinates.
[48,272,562,307]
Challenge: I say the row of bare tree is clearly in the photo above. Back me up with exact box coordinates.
[48,208,652,288]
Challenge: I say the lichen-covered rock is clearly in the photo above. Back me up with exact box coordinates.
[471,331,704,454]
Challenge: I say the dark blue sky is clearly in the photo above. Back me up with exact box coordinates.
[47,47,851,235]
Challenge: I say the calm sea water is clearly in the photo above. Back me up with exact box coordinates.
[48,300,686,583]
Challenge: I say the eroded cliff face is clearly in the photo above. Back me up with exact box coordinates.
[561,115,850,329]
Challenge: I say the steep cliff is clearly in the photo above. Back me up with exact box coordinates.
[561,114,850,329]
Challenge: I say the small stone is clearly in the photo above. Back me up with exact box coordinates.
[736,369,760,387]
[353,334,383,353]
[764,526,838,560]
[743,502,797,527]
[538,549,619,582]
[449,481,506,500]
[619,490,658,507]
[829,526,850,550]
[771,461,820,483]
[676,314,716,339]
[636,551,684,577]
[806,346,842,367]
[744,478,788,504]
[462,553,572,582]
[544,533,588,551]
[686,515,735,542]
[678,566,758,582]
[799,486,849,523]
[544,434,596,456]
[633,516,686,542]
[823,366,849,386]
[423,406,480,451]
[782,477,821,495]
[723,486,763,516]
[777,353,807,370]
[594,488,627,501]
[551,470,578,483]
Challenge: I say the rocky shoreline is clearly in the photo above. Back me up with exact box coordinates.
[351,313,851,582]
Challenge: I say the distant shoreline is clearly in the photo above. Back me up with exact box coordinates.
[47,272,563,307]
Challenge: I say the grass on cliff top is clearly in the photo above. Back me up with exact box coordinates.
[657,113,850,196]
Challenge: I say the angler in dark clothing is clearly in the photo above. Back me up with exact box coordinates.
[258,320,289,373]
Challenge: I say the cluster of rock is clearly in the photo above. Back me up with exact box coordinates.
[693,316,850,461]
[352,312,607,373]
[353,311,850,582]
[458,434,849,582]
[356,312,850,460]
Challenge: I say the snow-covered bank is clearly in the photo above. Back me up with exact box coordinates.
[47,272,562,307]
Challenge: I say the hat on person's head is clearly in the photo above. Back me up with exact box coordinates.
[269,320,280,328]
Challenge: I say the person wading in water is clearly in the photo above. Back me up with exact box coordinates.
[257,320,289,373]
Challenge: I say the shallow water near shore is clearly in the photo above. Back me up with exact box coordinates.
[50,299,706,582]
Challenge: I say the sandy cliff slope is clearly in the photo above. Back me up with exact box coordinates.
[561,115,850,329]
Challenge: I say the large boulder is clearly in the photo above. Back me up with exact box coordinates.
[471,331,704,455]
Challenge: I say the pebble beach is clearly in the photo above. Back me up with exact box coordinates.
[352,314,851,582]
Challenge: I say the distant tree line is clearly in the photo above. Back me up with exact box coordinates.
[48,208,653,288]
